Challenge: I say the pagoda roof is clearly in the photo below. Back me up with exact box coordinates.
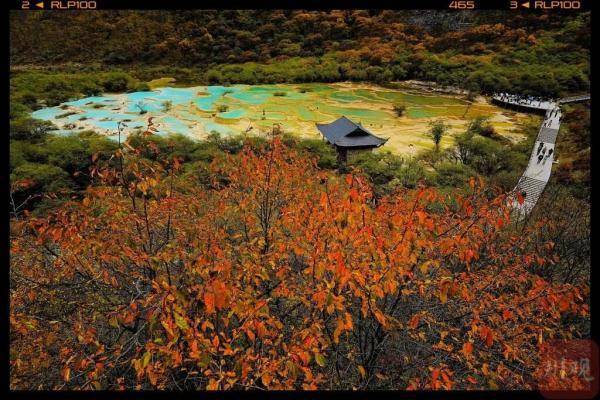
[316,116,388,148]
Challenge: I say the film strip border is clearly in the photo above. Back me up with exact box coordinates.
[10,0,592,11]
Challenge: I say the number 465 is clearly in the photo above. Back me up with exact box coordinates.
[449,1,475,8]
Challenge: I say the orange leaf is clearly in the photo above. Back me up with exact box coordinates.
[516,191,525,205]
[358,365,366,378]
[415,210,426,224]
[62,367,71,382]
[439,279,451,303]
[261,372,272,386]
[319,192,328,208]
[462,341,473,356]
[408,314,420,329]
[204,292,215,314]
[297,351,310,366]
[373,309,387,327]
[480,327,494,347]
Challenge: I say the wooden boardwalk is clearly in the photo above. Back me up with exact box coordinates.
[559,94,591,104]
[491,94,564,215]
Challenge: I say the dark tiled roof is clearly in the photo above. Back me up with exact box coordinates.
[316,116,387,148]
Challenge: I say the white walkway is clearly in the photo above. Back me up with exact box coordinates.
[559,94,591,104]
[491,94,562,215]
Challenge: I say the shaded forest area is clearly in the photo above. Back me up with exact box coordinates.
[10,10,590,96]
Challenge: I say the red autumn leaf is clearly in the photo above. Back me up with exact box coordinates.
[204,292,215,314]
[479,327,494,347]
[408,314,420,329]
[516,191,525,205]
[462,341,473,356]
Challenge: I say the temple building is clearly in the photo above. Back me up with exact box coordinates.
[316,116,388,163]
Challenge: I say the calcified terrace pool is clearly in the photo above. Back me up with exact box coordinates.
[32,82,530,154]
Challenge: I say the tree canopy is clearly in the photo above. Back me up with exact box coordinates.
[10,130,589,390]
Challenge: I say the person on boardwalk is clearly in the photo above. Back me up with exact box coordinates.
[538,154,544,163]
[543,149,553,164]
[537,142,544,155]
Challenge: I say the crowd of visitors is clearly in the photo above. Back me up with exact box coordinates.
[494,93,556,109]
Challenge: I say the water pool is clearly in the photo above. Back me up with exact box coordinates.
[30,82,527,154]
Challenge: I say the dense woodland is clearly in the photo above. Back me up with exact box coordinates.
[11,10,590,96]
[9,10,591,391]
